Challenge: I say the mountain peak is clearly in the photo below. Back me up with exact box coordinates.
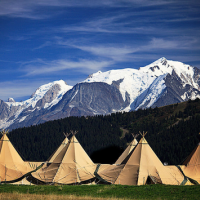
[27,80,72,109]
[153,57,167,64]
[87,71,102,79]
[138,57,194,78]
[30,80,69,99]
[7,97,15,103]
[139,57,169,72]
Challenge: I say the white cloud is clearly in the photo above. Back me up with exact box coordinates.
[1,0,198,19]
[71,45,138,62]
[33,41,52,50]
[54,36,199,63]
[146,38,180,49]
[58,12,156,34]
[54,6,200,38]
[0,0,47,19]
[1,0,199,102]
[20,59,114,76]
[146,37,200,51]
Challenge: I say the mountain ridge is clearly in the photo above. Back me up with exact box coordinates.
[1,57,200,130]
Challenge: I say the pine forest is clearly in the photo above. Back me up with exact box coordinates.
[9,98,200,165]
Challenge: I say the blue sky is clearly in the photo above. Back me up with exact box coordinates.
[0,0,200,101]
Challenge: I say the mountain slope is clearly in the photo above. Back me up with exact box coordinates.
[49,82,130,117]
[1,57,200,130]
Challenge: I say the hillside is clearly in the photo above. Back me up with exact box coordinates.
[9,98,200,165]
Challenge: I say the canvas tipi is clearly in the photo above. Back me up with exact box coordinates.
[0,130,32,182]
[96,132,185,185]
[47,133,69,163]
[115,133,138,165]
[180,142,200,184]
[95,134,138,178]
[32,131,96,184]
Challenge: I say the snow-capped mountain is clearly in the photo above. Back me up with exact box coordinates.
[1,57,200,130]
[83,57,200,110]
[0,80,72,129]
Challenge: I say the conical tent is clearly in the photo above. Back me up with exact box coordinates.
[180,143,200,184]
[96,136,184,185]
[115,138,138,165]
[0,133,32,182]
[47,137,69,163]
[96,137,138,176]
[32,134,96,184]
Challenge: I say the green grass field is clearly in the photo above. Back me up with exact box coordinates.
[0,184,199,200]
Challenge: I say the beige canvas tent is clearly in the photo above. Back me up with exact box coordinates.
[32,132,96,184]
[115,134,138,165]
[0,130,33,183]
[96,134,138,177]
[96,134,185,185]
[47,136,69,163]
[180,143,200,184]
[27,135,69,174]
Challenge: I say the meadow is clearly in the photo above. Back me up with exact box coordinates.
[0,184,199,200]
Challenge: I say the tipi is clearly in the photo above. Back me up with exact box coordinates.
[95,134,138,178]
[32,131,96,184]
[180,142,200,184]
[115,133,138,165]
[0,130,32,182]
[47,133,69,163]
[96,132,185,185]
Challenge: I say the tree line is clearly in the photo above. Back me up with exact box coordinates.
[8,98,200,165]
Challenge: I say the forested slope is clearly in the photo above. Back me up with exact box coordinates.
[9,98,200,165]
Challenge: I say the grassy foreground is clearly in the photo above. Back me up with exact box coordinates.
[0,184,199,200]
